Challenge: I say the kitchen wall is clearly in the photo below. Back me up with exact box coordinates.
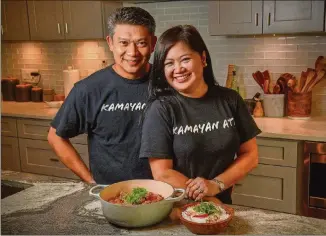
[1,1,326,115]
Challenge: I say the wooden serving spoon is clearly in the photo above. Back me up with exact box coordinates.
[306,69,326,92]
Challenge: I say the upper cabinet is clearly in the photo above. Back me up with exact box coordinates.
[1,0,30,41]
[27,0,103,40]
[208,0,263,35]
[263,0,325,34]
[102,1,123,38]
[209,0,326,36]
[28,1,64,40]
[62,1,103,40]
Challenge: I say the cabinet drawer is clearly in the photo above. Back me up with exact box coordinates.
[232,164,296,214]
[19,138,89,180]
[257,137,300,167]
[1,136,21,171]
[1,117,17,137]
[17,118,87,144]
[17,118,50,140]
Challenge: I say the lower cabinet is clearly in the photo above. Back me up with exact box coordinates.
[232,164,297,214]
[19,138,89,179]
[1,117,89,180]
[1,136,21,171]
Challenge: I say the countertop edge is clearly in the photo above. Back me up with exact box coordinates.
[258,132,326,142]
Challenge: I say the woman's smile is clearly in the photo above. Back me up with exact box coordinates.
[174,73,191,83]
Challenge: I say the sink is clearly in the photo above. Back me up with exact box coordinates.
[1,181,33,199]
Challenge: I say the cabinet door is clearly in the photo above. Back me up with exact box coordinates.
[1,117,17,137]
[257,137,301,167]
[1,0,30,40]
[232,164,297,214]
[1,136,21,171]
[62,1,103,39]
[208,0,263,35]
[263,0,325,34]
[102,1,123,38]
[19,138,89,179]
[27,0,65,40]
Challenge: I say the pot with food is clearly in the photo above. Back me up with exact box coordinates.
[89,179,185,227]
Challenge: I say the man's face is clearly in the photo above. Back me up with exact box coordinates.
[107,24,157,79]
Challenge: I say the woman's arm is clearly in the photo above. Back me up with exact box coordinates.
[149,158,189,189]
[216,136,258,188]
[187,137,259,199]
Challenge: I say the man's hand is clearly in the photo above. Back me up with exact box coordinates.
[185,177,220,201]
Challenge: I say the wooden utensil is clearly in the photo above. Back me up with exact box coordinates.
[252,72,264,89]
[273,84,281,94]
[301,70,316,93]
[298,71,308,92]
[263,79,270,94]
[315,56,325,72]
[306,69,326,92]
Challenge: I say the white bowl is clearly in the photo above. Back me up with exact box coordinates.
[44,101,63,108]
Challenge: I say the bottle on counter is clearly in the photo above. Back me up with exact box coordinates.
[231,70,239,93]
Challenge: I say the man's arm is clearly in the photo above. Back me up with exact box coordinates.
[47,127,95,183]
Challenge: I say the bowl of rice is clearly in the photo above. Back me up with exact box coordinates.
[179,201,234,235]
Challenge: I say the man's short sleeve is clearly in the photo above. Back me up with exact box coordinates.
[233,92,261,144]
[51,84,88,138]
[139,100,174,159]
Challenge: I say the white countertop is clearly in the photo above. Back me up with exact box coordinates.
[1,101,58,120]
[1,101,326,142]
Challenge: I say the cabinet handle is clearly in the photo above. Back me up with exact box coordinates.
[1,25,3,35]
[268,13,271,26]
[65,23,68,34]
[255,13,258,26]
[57,23,61,34]
[50,158,59,162]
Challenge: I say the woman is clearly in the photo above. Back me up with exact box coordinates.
[139,25,261,204]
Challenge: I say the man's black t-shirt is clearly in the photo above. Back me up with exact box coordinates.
[139,85,261,203]
[51,65,153,184]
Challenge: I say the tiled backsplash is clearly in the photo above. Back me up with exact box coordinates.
[1,1,326,115]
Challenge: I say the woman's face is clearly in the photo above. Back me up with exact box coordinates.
[163,41,207,96]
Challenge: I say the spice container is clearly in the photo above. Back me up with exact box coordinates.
[31,87,43,102]
[15,84,32,102]
[43,88,54,102]
[1,77,20,101]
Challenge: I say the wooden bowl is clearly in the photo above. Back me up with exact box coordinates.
[179,202,234,235]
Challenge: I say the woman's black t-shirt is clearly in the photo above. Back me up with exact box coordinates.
[139,85,261,203]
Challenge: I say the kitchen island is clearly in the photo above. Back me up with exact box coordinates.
[1,171,326,235]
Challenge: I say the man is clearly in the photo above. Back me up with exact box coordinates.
[48,7,157,184]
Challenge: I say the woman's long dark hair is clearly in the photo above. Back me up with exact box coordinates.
[141,25,218,124]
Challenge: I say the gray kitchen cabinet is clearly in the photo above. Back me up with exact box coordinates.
[102,1,123,38]
[232,164,297,214]
[1,117,18,137]
[16,118,87,144]
[1,136,21,171]
[1,0,30,41]
[62,1,103,40]
[27,0,103,40]
[257,138,302,167]
[263,0,325,34]
[1,116,89,178]
[208,0,263,35]
[27,0,65,40]
[19,138,89,179]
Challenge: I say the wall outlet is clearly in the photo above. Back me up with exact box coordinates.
[21,68,40,85]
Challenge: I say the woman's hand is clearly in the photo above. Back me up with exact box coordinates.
[185,177,219,201]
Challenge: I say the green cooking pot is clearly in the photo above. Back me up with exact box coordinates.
[89,179,185,228]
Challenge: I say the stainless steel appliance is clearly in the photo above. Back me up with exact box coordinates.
[302,142,326,219]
